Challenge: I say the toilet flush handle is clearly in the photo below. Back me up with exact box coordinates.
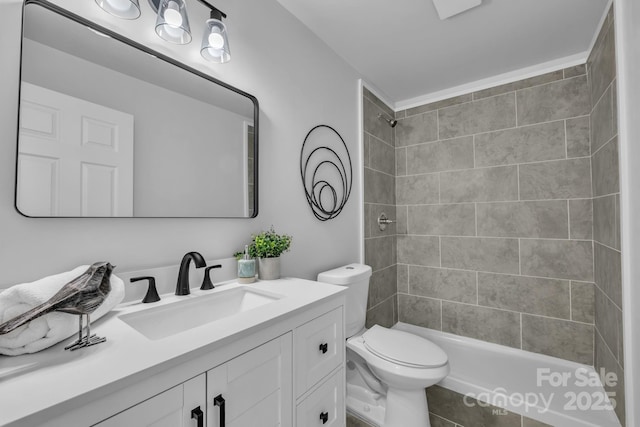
[319,342,328,354]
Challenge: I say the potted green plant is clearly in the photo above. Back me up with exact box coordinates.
[251,227,292,280]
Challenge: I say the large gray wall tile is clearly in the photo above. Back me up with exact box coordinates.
[564,64,587,79]
[438,93,516,139]
[364,236,395,272]
[410,266,477,303]
[472,70,564,100]
[587,21,616,106]
[478,273,570,319]
[397,235,440,266]
[522,315,594,364]
[427,386,522,427]
[347,413,375,427]
[517,75,590,125]
[442,302,521,347]
[369,137,395,175]
[398,294,441,329]
[408,204,475,236]
[519,158,592,200]
[396,111,438,147]
[477,201,568,238]
[593,195,617,249]
[592,137,620,197]
[397,263,408,293]
[396,205,408,235]
[395,147,407,176]
[569,199,593,240]
[368,265,397,308]
[396,174,439,204]
[595,331,626,424]
[474,121,565,167]
[364,168,395,205]
[405,94,472,116]
[594,242,622,307]
[595,285,620,358]
[440,166,518,203]
[566,116,591,158]
[406,137,474,174]
[363,97,393,144]
[441,237,519,274]
[365,296,395,328]
[520,239,593,281]
[571,281,595,324]
[590,86,615,153]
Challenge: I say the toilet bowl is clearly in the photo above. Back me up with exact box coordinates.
[317,264,449,427]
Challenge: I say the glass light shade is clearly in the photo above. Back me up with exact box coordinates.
[155,0,192,44]
[200,18,230,63]
[95,0,141,19]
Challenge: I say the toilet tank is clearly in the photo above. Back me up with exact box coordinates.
[317,263,372,338]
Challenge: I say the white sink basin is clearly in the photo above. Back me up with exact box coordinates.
[119,286,282,340]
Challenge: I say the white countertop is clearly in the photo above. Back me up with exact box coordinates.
[0,278,345,426]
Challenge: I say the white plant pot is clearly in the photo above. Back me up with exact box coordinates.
[258,257,280,280]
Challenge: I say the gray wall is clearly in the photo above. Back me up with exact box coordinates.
[362,87,397,329]
[588,6,626,425]
[0,0,362,286]
[393,65,595,365]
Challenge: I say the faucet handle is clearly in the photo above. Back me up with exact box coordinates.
[130,276,161,303]
[201,265,222,290]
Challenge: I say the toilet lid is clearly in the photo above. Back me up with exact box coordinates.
[362,325,448,368]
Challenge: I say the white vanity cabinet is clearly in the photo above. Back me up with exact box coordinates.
[206,334,292,427]
[95,374,206,427]
[0,281,346,427]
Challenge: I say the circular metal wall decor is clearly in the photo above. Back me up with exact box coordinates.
[300,125,353,221]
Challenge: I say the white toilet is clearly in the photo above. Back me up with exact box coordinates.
[317,263,449,427]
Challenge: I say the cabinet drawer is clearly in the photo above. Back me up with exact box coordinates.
[296,368,344,427]
[294,307,343,395]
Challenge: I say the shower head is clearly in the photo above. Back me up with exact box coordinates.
[378,113,398,128]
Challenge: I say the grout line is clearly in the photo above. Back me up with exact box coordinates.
[517,164,521,201]
[515,91,519,127]
[440,299,443,330]
[474,203,478,237]
[476,272,479,305]
[564,119,569,159]
[569,281,573,321]
[472,134,476,169]
[520,313,523,349]
[518,238,522,275]
[394,198,593,207]
[567,200,572,239]
[397,154,592,177]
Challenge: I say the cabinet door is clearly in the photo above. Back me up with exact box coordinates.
[207,333,292,427]
[296,368,344,427]
[94,374,206,427]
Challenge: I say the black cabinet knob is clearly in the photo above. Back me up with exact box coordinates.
[130,276,160,303]
[319,411,329,424]
[190,406,203,427]
[319,343,328,354]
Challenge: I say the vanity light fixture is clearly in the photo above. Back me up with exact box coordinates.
[200,7,230,63]
[95,0,231,62]
[95,0,141,19]
[155,0,192,44]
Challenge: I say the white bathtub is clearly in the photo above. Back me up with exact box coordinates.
[394,323,621,427]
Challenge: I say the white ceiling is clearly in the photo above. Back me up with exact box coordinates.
[276,0,610,108]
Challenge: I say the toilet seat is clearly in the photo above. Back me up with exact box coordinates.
[362,325,448,368]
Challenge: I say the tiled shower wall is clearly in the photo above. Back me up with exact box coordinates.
[363,87,398,328]
[588,7,626,425]
[394,65,595,365]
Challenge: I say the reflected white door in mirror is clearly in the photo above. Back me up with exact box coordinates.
[17,83,134,217]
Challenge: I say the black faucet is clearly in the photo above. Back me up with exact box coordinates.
[176,252,206,295]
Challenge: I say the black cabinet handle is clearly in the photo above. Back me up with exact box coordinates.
[319,343,328,354]
[214,394,226,427]
[190,406,203,427]
[320,411,329,424]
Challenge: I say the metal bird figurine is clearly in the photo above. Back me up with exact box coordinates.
[0,262,114,351]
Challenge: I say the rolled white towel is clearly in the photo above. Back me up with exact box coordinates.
[0,265,125,356]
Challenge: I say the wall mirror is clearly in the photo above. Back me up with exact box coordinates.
[16,0,258,218]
